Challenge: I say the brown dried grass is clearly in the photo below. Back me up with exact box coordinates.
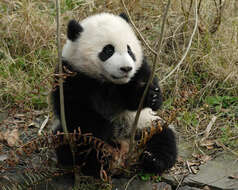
[0,0,237,109]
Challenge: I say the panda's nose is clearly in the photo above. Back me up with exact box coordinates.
[120,66,132,73]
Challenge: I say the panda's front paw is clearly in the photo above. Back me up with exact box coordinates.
[146,84,162,111]
[141,151,166,174]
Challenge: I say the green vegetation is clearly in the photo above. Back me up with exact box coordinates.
[139,173,161,182]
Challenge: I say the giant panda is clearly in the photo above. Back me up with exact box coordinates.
[52,12,177,176]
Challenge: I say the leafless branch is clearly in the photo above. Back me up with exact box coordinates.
[55,0,68,136]
[180,0,186,16]
[38,115,49,136]
[122,0,171,157]
[121,0,157,55]
[160,0,198,84]
[203,115,217,139]
[55,0,78,185]
[189,0,194,13]
[124,174,138,190]
[210,0,223,33]
[198,0,203,15]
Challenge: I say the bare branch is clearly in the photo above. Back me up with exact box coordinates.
[38,115,49,136]
[55,1,80,186]
[160,0,198,84]
[124,174,138,190]
[121,0,157,55]
[180,0,186,16]
[55,0,68,135]
[124,0,171,157]
[55,1,81,185]
[210,0,223,34]
[198,0,203,15]
[189,0,194,13]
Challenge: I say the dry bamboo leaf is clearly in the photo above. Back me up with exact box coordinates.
[0,132,4,141]
[5,129,20,147]
[177,156,184,163]
[187,160,200,166]
[191,166,199,174]
[200,139,215,149]
[192,153,201,159]
[203,116,217,139]
[200,155,212,163]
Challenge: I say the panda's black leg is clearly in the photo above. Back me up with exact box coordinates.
[51,116,114,177]
[140,127,177,174]
[51,120,75,166]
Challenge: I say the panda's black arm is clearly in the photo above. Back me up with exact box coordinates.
[78,111,116,141]
[122,58,163,111]
[53,96,115,141]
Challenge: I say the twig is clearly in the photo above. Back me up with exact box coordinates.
[214,0,219,14]
[121,0,157,55]
[180,0,186,16]
[198,0,203,15]
[189,0,194,14]
[210,0,223,34]
[160,0,198,84]
[55,0,68,136]
[186,160,192,174]
[175,175,185,190]
[124,174,138,190]
[215,140,238,158]
[229,135,238,140]
[38,115,49,136]
[203,115,217,139]
[55,0,78,185]
[125,0,171,157]
[195,140,206,155]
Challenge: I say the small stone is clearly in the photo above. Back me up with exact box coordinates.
[178,185,202,190]
[153,182,172,190]
[112,178,172,190]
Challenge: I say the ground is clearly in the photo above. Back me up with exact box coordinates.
[0,0,238,190]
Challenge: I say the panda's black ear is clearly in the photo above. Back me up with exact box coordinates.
[67,19,83,41]
[119,13,129,23]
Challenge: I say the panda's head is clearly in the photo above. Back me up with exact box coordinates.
[62,13,143,84]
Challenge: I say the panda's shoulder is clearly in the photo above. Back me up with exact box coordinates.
[56,60,96,92]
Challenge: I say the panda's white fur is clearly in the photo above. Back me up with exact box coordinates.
[62,14,159,136]
[52,12,177,176]
[62,13,143,84]
[112,108,162,140]
[62,13,159,136]
[123,109,161,130]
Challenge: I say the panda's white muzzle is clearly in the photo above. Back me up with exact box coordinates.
[103,52,135,84]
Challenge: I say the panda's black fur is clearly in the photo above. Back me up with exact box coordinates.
[52,13,177,176]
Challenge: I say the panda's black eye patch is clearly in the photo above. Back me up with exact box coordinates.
[98,44,115,62]
[127,45,136,61]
